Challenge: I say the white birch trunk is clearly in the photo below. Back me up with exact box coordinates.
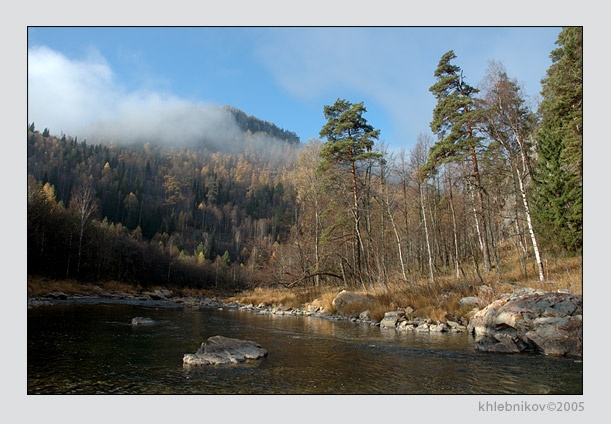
[515,163,545,282]
[419,181,435,283]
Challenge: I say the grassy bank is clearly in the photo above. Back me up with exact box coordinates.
[229,255,582,320]
[26,276,221,299]
[28,254,582,322]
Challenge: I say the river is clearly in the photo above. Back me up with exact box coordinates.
[27,300,583,395]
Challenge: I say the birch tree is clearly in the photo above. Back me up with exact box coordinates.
[411,134,435,283]
[69,183,98,276]
[479,61,545,281]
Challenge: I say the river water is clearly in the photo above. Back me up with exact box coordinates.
[27,300,582,395]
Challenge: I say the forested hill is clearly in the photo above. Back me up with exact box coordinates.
[30,105,300,153]
[224,106,300,144]
[27,117,300,289]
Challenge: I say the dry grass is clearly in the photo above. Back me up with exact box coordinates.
[229,285,339,310]
[173,287,221,298]
[226,254,582,321]
[493,248,583,294]
[358,302,388,322]
[27,276,140,296]
[368,282,460,321]
[27,276,225,299]
[307,291,338,314]
[28,254,582,322]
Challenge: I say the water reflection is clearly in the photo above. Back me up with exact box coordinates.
[28,303,582,394]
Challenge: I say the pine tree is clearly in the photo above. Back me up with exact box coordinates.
[427,50,491,272]
[318,98,381,279]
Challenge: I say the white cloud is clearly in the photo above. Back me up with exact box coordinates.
[28,46,118,132]
[80,95,242,147]
[27,45,241,147]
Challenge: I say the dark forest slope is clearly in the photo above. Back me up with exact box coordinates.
[27,106,301,289]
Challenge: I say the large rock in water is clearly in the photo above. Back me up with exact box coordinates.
[131,317,155,325]
[468,291,582,358]
[183,336,268,366]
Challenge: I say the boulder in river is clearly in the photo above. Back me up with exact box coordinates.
[183,335,268,366]
[468,291,582,358]
[131,317,155,325]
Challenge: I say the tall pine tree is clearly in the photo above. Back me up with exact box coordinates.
[427,50,491,272]
[319,98,381,280]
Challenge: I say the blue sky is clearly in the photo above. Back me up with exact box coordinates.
[28,27,562,151]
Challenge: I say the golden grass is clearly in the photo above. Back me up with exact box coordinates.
[307,291,338,314]
[366,301,399,322]
[229,285,338,310]
[491,254,583,295]
[27,276,141,296]
[334,295,380,317]
[226,254,582,321]
[28,254,582,322]
[174,287,221,298]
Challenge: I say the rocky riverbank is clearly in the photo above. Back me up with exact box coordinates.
[28,286,582,358]
[468,290,583,358]
[27,287,469,332]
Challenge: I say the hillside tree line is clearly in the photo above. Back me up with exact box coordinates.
[27,27,582,291]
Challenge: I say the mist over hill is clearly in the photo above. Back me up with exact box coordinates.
[47,104,301,153]
[28,46,300,153]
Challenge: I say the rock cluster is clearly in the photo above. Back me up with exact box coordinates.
[380,309,468,333]
[467,290,582,357]
[140,289,173,300]
[232,291,470,333]
[183,335,268,366]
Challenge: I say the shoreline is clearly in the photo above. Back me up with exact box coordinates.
[27,289,470,334]
[27,285,584,359]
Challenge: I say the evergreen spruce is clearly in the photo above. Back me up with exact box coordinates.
[532,27,583,252]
